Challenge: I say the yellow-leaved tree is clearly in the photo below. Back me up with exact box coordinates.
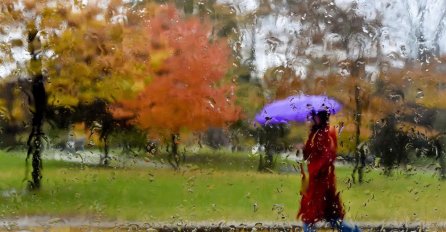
[0,0,163,189]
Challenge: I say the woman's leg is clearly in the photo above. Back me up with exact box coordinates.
[303,223,316,232]
[339,221,360,232]
[329,219,360,232]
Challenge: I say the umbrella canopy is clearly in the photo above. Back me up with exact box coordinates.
[255,95,342,125]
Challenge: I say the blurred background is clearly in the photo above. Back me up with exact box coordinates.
[1,0,446,228]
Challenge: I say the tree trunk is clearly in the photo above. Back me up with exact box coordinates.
[27,74,46,190]
[435,137,446,180]
[100,120,112,166]
[197,133,203,149]
[168,133,180,170]
[258,143,274,172]
[354,142,367,183]
[351,59,364,184]
[121,141,137,156]
[438,151,446,180]
[265,145,274,169]
[26,28,47,191]
[102,135,109,166]
[352,84,363,183]
[231,134,239,153]
[183,0,194,15]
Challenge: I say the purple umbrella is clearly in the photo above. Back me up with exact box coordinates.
[255,95,342,125]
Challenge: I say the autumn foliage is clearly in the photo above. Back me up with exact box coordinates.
[46,3,153,108]
[112,5,240,137]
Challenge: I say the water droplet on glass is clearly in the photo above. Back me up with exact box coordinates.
[416,89,424,99]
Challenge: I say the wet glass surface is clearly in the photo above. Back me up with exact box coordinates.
[1,0,446,231]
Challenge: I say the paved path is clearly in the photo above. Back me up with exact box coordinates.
[1,216,444,232]
[42,149,171,169]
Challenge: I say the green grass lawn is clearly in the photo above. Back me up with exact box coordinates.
[152,147,263,171]
[0,150,445,223]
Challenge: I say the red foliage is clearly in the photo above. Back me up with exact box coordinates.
[112,5,240,135]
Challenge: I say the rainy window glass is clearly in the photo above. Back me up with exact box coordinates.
[1,0,446,231]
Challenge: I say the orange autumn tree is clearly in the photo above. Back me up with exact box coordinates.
[112,5,240,169]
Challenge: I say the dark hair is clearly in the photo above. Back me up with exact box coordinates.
[311,109,330,131]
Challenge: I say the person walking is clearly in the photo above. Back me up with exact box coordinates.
[297,109,360,232]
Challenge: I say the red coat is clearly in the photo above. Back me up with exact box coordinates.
[297,125,345,224]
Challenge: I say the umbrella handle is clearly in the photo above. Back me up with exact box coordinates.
[338,122,344,136]
[299,162,306,177]
[299,162,309,195]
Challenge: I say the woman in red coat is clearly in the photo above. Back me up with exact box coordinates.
[298,110,360,232]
